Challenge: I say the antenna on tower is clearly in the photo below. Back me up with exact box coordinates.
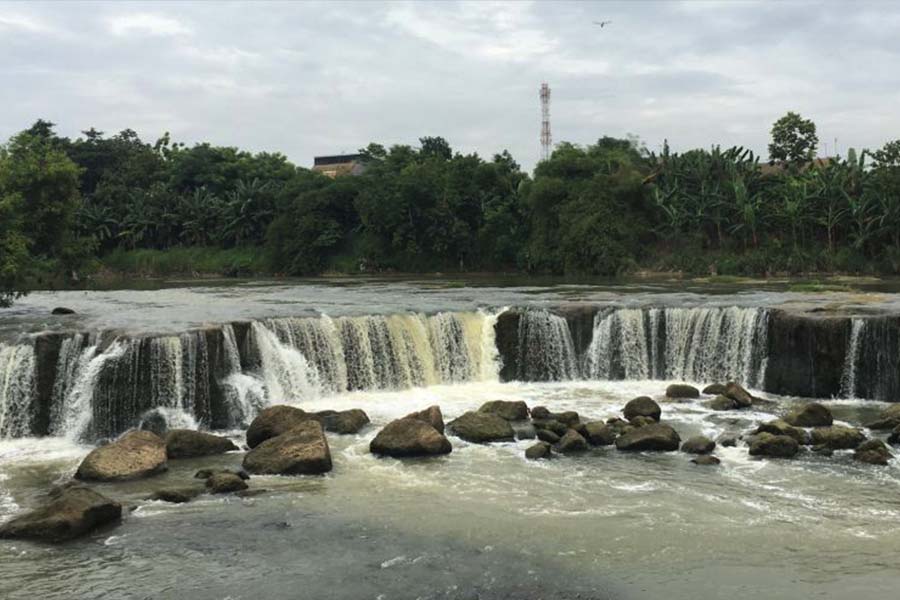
[540,83,551,162]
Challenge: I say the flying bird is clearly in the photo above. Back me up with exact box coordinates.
[593,20,612,27]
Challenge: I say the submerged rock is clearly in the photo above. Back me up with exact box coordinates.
[623,396,661,423]
[194,468,249,481]
[809,425,866,450]
[681,436,716,455]
[206,472,249,494]
[702,383,727,395]
[165,429,237,459]
[783,402,833,428]
[0,484,121,542]
[246,405,309,448]
[583,421,617,446]
[370,418,452,457]
[243,421,333,475]
[76,430,167,482]
[615,423,681,452]
[748,433,799,458]
[864,405,900,430]
[555,429,589,453]
[666,384,700,399]
[51,307,76,315]
[691,455,721,466]
[148,487,204,504]
[755,419,809,445]
[478,400,529,421]
[404,405,445,434]
[716,434,738,448]
[854,439,893,465]
[525,441,552,460]
[448,411,515,443]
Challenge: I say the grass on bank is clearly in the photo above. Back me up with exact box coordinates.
[100,247,269,278]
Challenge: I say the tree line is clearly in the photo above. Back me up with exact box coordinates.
[2,113,900,306]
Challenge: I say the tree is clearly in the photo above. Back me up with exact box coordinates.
[419,136,452,161]
[0,192,29,306]
[769,111,818,165]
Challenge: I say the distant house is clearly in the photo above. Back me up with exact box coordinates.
[760,157,836,176]
[312,154,368,178]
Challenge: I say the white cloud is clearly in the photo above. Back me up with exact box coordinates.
[0,13,56,34]
[106,13,191,37]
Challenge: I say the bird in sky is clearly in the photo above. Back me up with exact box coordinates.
[593,20,612,27]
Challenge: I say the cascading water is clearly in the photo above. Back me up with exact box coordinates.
[840,318,864,399]
[0,343,36,438]
[514,310,579,381]
[584,306,769,386]
[839,316,900,401]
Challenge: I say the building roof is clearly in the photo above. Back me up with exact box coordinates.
[313,154,366,166]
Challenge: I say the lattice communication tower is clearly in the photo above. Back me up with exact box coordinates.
[540,83,551,162]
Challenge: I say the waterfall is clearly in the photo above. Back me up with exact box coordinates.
[515,310,578,381]
[584,307,768,386]
[840,318,864,399]
[220,324,264,427]
[0,343,36,438]
[839,317,900,401]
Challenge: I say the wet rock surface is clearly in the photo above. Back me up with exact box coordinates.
[165,429,238,459]
[0,484,122,542]
[370,417,452,457]
[448,411,516,443]
[76,430,168,482]
[615,423,681,452]
[244,421,333,475]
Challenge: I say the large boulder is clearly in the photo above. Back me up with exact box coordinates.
[854,439,892,465]
[243,421,333,475]
[723,382,753,408]
[530,406,551,420]
[448,411,515,443]
[478,400,529,421]
[165,429,237,459]
[809,425,866,450]
[556,429,589,453]
[535,428,561,444]
[370,418,452,457]
[615,423,681,452]
[864,405,900,430]
[783,402,833,427]
[0,484,121,542]
[681,436,715,455]
[246,405,309,448]
[206,472,249,494]
[583,421,617,446]
[748,433,799,458]
[666,384,699,399]
[404,406,445,434]
[755,420,809,445]
[702,383,727,395]
[532,419,568,437]
[623,397,661,423]
[320,409,370,434]
[76,430,167,482]
[525,441,552,460]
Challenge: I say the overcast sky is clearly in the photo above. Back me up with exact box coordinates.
[2,0,899,171]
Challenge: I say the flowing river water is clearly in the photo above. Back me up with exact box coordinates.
[1,277,900,599]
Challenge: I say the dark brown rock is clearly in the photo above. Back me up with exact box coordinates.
[0,485,121,542]
[706,395,737,411]
[535,428,560,444]
[623,396,661,422]
[206,472,249,494]
[809,425,866,450]
[448,411,516,443]
[702,383,727,395]
[532,419,568,437]
[666,384,700,399]
[681,436,715,455]
[691,455,721,466]
[748,433,799,458]
[724,382,753,408]
[864,405,900,430]
[243,421,333,475]
[246,405,309,448]
[755,419,809,445]
[321,409,370,434]
[370,418,452,457]
[615,423,681,452]
[854,439,893,465]
[783,402,833,428]
[404,405,445,434]
[148,487,204,503]
[525,441,552,460]
[478,400,529,421]
[165,429,237,459]
[75,430,167,482]
[583,421,617,446]
[555,429,589,453]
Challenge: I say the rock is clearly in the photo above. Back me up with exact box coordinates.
[666,383,700,399]
[243,421,333,475]
[369,418,452,457]
[748,433,799,458]
[702,383,727,395]
[691,455,721,466]
[478,400,529,421]
[513,423,536,440]
[530,406,551,420]
[535,428,560,444]
[783,402,833,427]
[555,429,589,453]
[706,395,737,411]
[321,409,370,434]
[623,396,661,422]
[404,405,445,434]
[812,445,834,457]
[206,472,249,494]
[194,468,249,480]
[165,429,237,459]
[51,307,76,315]
[148,487,204,503]
[809,425,866,450]
[583,421,617,446]
[630,416,656,428]
[681,436,716,455]
[888,424,900,445]
[548,411,580,426]
[448,411,516,443]
[138,409,170,437]
[525,441,552,460]
[717,435,738,448]
[615,423,681,452]
[0,484,122,542]
[755,419,809,445]
[724,382,753,408]
[864,405,900,430]
[246,405,310,448]
[571,422,588,436]
[605,417,633,435]
[854,439,893,465]
[75,430,167,482]
[532,419,568,437]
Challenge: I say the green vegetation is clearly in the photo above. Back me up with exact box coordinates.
[2,111,900,304]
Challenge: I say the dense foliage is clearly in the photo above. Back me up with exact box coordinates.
[2,111,900,304]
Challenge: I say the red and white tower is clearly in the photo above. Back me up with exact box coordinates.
[539,83,552,162]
